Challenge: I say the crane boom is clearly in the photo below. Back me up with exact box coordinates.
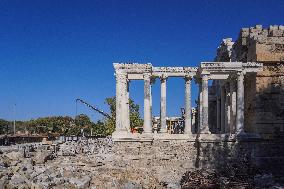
[76,98,112,119]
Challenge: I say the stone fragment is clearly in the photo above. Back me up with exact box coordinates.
[0,180,4,189]
[166,182,181,189]
[4,151,22,161]
[33,150,53,164]
[269,25,279,30]
[269,29,283,37]
[69,176,91,189]
[278,25,284,30]
[122,181,142,189]
[255,25,262,29]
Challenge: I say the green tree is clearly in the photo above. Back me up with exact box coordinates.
[72,114,93,135]
[0,119,10,134]
[26,116,73,135]
[103,97,143,135]
[0,97,143,137]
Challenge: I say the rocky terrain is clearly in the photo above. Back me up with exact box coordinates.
[0,138,283,189]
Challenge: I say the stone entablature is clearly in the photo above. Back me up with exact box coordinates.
[200,62,262,72]
[114,63,152,72]
[152,67,197,77]
[113,62,263,141]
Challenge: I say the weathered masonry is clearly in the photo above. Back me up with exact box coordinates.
[108,25,284,182]
[210,25,284,138]
[112,62,263,141]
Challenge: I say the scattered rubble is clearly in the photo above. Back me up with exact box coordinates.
[0,137,283,189]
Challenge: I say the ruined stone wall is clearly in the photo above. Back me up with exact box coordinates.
[233,25,284,136]
[1,138,284,188]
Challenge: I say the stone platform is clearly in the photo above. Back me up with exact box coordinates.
[112,132,242,142]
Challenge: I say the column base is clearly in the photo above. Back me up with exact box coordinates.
[143,130,153,135]
[198,133,236,142]
[112,131,153,142]
[153,133,197,141]
[183,130,192,134]
[112,131,135,141]
[200,128,211,134]
[236,132,261,141]
[159,129,168,134]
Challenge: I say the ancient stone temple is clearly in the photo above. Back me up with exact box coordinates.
[112,25,284,142]
[112,62,262,141]
[109,26,284,181]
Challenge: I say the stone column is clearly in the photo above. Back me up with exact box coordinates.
[230,79,237,134]
[225,83,231,133]
[236,72,245,134]
[191,108,196,133]
[198,83,203,132]
[216,96,221,132]
[126,80,130,131]
[150,83,152,119]
[220,85,226,133]
[201,74,210,134]
[184,76,192,134]
[160,76,167,133]
[143,73,152,133]
[115,72,129,132]
[150,78,155,127]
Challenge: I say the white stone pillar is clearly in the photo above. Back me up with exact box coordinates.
[216,96,221,132]
[230,80,237,134]
[143,73,152,133]
[198,83,203,132]
[220,85,226,133]
[126,80,130,130]
[160,76,167,133]
[201,74,210,134]
[184,76,192,134]
[225,83,231,133]
[115,72,129,132]
[150,82,152,120]
[236,72,245,134]
[150,78,155,127]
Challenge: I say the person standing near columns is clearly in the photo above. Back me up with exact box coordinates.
[143,73,152,133]
[201,74,210,134]
[184,76,192,134]
[160,75,167,133]
[236,71,245,135]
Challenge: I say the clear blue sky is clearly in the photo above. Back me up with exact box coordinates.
[0,0,283,121]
